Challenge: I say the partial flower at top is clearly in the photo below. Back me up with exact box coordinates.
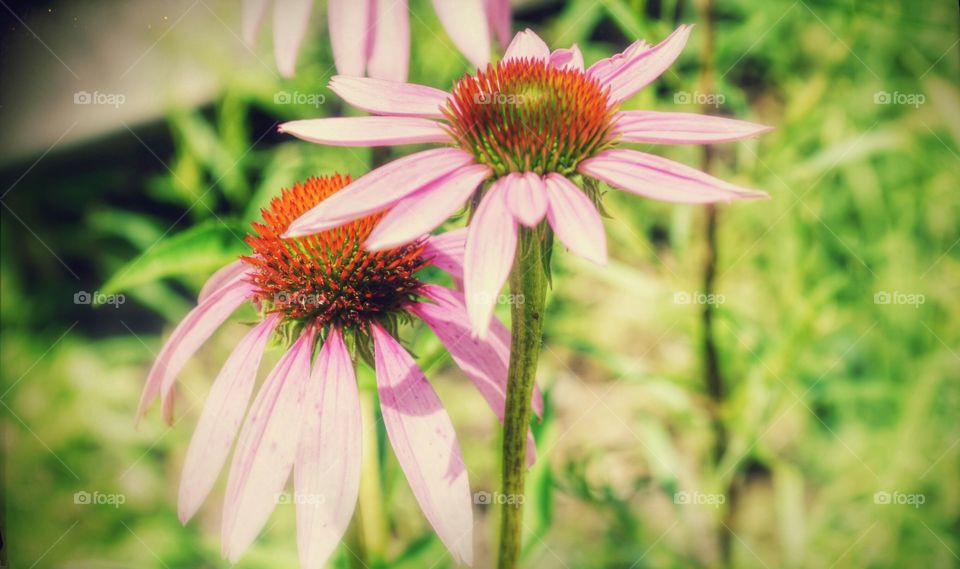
[243,0,511,79]
[137,175,542,568]
[278,26,772,337]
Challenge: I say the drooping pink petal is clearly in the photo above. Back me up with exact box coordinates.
[586,39,649,83]
[366,0,410,82]
[222,327,316,563]
[412,285,538,467]
[422,228,467,279]
[371,324,473,565]
[272,0,314,78]
[502,28,550,62]
[198,260,250,303]
[242,0,270,46]
[178,314,280,524]
[485,0,512,48]
[544,173,607,264]
[284,149,475,237]
[597,25,693,103]
[328,76,450,119]
[549,45,584,71]
[328,0,371,77]
[464,179,518,338]
[578,149,769,203]
[294,328,362,569]
[431,0,491,69]
[504,172,548,227]
[365,164,492,250]
[615,111,773,144]
[279,117,449,147]
[137,279,254,424]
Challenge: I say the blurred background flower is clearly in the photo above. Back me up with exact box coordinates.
[0,0,957,568]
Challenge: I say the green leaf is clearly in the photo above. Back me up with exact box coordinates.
[101,219,249,296]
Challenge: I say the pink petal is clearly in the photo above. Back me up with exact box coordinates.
[366,0,410,82]
[597,25,693,103]
[371,324,473,565]
[178,314,280,524]
[422,228,467,279]
[273,0,313,78]
[242,0,270,45]
[279,116,449,147]
[544,173,607,264]
[586,39,649,83]
[485,0,512,48]
[329,76,449,119]
[137,279,254,424]
[295,328,362,569]
[365,164,492,251]
[578,149,769,203]
[222,327,316,562]
[502,28,550,62]
[412,285,538,466]
[464,180,518,339]
[615,111,773,144]
[431,0,491,69]
[198,260,250,303]
[549,45,584,71]
[328,0,371,77]
[504,172,548,227]
[284,148,475,237]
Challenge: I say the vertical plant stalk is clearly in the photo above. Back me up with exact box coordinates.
[497,227,549,569]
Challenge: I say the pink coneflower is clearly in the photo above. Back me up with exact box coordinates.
[137,175,542,567]
[277,26,772,337]
[244,0,511,79]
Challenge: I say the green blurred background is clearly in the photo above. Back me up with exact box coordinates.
[1,0,957,567]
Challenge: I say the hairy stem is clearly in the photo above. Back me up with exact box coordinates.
[497,227,548,569]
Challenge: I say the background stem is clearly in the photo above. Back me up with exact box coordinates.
[497,227,548,569]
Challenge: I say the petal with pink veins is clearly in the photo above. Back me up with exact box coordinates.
[365,164,492,251]
[422,228,467,279]
[272,0,313,78]
[586,39,649,83]
[279,116,450,147]
[284,148,475,237]
[464,180,518,338]
[544,173,607,264]
[598,25,693,103]
[329,76,450,118]
[137,278,254,424]
[295,328,362,569]
[502,28,550,62]
[198,260,250,303]
[178,314,280,524]
[578,149,769,203]
[371,324,473,565]
[222,327,316,563]
[366,0,410,82]
[485,0,512,48]
[431,0,491,69]
[549,45,584,71]
[505,172,548,227]
[615,111,773,144]
[328,0,371,77]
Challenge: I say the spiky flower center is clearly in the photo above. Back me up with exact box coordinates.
[242,175,428,329]
[444,58,619,177]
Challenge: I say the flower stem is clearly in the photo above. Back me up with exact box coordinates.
[497,226,548,569]
[351,389,388,567]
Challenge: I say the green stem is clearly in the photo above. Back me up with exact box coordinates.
[347,389,388,568]
[497,227,549,569]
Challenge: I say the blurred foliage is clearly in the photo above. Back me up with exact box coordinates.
[1,0,958,568]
